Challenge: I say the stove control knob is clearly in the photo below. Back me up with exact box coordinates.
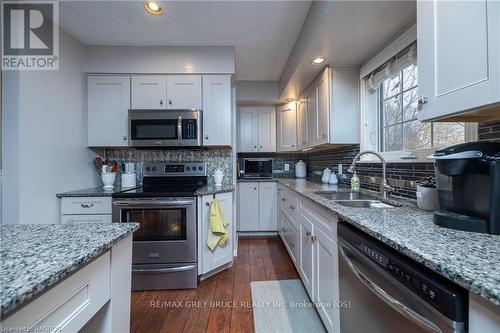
[198,166,203,171]
[186,166,191,171]
[146,167,151,172]
[152,167,157,172]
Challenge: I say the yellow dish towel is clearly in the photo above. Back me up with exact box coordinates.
[207,199,229,250]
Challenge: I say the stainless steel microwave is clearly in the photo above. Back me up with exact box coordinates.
[128,109,202,147]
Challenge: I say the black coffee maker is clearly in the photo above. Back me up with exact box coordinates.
[432,141,500,234]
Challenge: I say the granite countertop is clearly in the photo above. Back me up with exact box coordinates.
[196,184,235,195]
[0,223,139,318]
[56,186,138,198]
[277,179,500,306]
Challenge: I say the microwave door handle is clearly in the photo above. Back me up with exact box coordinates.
[177,115,183,144]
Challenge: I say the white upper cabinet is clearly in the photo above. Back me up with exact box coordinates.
[316,70,330,145]
[297,97,309,149]
[131,75,167,109]
[202,75,232,146]
[87,76,130,147]
[166,75,202,109]
[257,107,277,152]
[238,107,276,153]
[277,102,298,152]
[417,0,500,121]
[306,86,318,148]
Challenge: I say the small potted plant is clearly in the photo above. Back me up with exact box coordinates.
[416,176,439,211]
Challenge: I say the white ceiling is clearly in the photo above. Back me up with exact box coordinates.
[59,1,312,80]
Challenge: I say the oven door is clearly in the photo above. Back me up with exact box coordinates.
[112,197,197,264]
[128,109,202,147]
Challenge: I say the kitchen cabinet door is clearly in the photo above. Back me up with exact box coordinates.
[201,192,233,274]
[417,0,500,121]
[202,75,232,146]
[298,210,314,299]
[277,103,298,152]
[131,75,167,109]
[297,98,308,149]
[314,227,339,333]
[238,182,259,231]
[258,107,276,152]
[238,108,259,152]
[258,182,278,231]
[87,76,130,147]
[166,75,202,109]
[316,69,330,145]
[281,213,298,266]
[306,86,318,148]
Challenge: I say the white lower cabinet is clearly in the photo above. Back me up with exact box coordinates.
[278,184,340,333]
[199,192,233,275]
[60,197,112,224]
[238,182,278,232]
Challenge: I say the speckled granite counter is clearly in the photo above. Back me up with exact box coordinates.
[277,179,500,306]
[0,223,139,317]
[56,186,138,198]
[196,184,234,195]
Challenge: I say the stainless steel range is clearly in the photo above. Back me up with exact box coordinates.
[112,162,207,290]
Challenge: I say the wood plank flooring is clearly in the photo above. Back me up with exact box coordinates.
[130,237,299,333]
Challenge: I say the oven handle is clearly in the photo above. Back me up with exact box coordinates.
[132,265,195,274]
[113,199,195,207]
[339,244,443,333]
[177,114,183,143]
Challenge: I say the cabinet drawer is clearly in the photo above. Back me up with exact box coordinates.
[1,252,111,332]
[300,200,338,241]
[280,188,298,228]
[61,197,112,215]
[61,214,112,224]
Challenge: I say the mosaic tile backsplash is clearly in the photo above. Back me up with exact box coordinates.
[105,148,233,186]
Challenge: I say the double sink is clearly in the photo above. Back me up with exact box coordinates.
[314,191,395,209]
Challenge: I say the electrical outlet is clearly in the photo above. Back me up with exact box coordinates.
[284,164,290,171]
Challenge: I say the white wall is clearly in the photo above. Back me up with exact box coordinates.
[2,30,98,224]
[85,46,235,74]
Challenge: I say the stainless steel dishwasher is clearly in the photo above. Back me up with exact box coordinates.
[338,222,468,333]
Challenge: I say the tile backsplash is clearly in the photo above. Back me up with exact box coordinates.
[105,148,233,186]
[479,120,500,143]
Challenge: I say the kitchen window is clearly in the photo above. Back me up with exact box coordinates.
[360,29,477,162]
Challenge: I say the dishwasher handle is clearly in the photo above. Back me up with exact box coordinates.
[339,244,443,333]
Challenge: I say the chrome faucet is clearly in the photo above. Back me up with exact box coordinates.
[347,150,394,199]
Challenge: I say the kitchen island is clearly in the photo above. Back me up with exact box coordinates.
[0,223,138,332]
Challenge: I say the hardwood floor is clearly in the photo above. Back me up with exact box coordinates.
[130,237,299,333]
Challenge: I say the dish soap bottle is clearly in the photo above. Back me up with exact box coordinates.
[351,172,360,191]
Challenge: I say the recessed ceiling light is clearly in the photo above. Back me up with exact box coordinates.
[145,1,163,15]
[312,57,326,65]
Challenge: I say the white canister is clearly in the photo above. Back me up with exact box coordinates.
[213,169,224,188]
[328,172,338,185]
[295,160,307,178]
[321,168,332,183]
[416,186,439,211]
[101,172,116,189]
[121,173,137,188]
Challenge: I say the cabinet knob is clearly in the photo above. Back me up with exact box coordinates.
[168,100,173,105]
[205,135,209,140]
[254,187,257,190]
[418,97,428,105]
[281,198,286,202]
[160,100,164,105]
[322,133,327,138]
[205,202,210,207]
[306,231,311,236]
[123,136,127,141]
[254,146,257,149]
[260,145,263,149]
[291,144,295,147]
[290,205,295,210]
[311,235,317,242]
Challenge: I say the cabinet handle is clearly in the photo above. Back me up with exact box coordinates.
[123,136,127,141]
[418,97,428,105]
[311,235,317,242]
[290,205,295,210]
[168,100,173,105]
[306,231,311,236]
[205,202,210,207]
[81,203,95,208]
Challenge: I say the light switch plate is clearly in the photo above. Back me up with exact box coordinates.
[284,164,290,171]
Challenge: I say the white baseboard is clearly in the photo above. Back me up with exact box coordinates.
[238,231,279,237]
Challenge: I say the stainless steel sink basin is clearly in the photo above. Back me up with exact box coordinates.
[315,191,374,201]
[335,200,394,208]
